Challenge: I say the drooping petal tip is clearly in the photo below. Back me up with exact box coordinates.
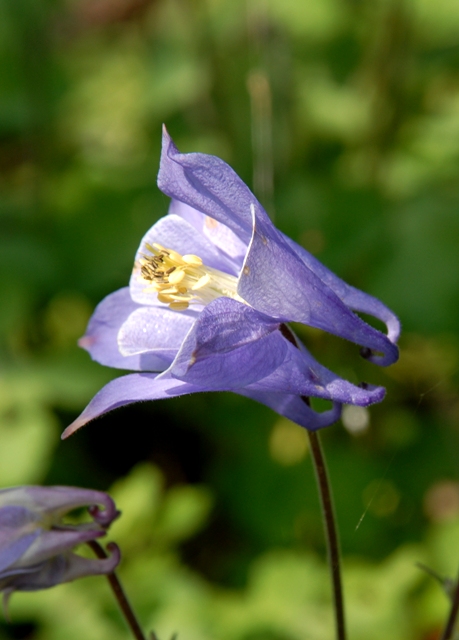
[61,420,85,439]
[88,501,120,528]
[87,495,120,528]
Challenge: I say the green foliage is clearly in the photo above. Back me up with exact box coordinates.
[3,461,454,640]
[1,0,459,637]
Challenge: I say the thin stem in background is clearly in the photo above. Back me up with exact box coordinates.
[247,0,274,218]
[247,67,274,215]
[441,565,459,640]
[87,540,146,640]
[307,430,346,640]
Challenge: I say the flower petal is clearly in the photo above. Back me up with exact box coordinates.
[158,127,264,243]
[64,297,387,437]
[78,288,168,371]
[63,363,351,436]
[18,528,105,568]
[282,233,401,343]
[168,199,247,264]
[246,330,386,406]
[238,204,399,366]
[0,487,119,528]
[56,543,120,583]
[117,306,196,371]
[61,374,201,438]
[2,545,120,592]
[166,298,286,389]
[0,539,36,576]
[0,505,40,572]
[37,490,118,527]
[27,529,107,564]
[240,389,342,431]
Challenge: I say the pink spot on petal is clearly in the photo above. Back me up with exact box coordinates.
[205,216,218,229]
[78,336,95,349]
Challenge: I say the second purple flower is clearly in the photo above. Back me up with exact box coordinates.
[0,486,120,604]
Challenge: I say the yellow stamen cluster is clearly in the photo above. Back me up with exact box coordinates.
[137,243,243,310]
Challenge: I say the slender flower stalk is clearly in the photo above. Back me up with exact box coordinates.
[87,541,146,640]
[441,566,459,640]
[307,429,346,640]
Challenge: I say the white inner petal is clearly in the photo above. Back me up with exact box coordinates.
[118,307,196,356]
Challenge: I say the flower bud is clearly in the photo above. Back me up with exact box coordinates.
[0,486,120,608]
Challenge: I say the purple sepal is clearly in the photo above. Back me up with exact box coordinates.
[79,288,173,372]
[0,505,40,573]
[281,233,401,344]
[158,126,254,243]
[61,372,343,437]
[62,374,199,438]
[167,298,285,389]
[62,310,382,435]
[240,390,342,431]
[0,544,120,593]
[238,204,398,365]
[169,199,247,264]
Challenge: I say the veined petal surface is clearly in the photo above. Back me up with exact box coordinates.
[238,204,398,365]
[282,233,401,343]
[158,127,264,243]
[118,306,195,369]
[169,199,247,264]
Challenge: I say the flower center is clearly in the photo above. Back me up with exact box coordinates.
[138,243,244,310]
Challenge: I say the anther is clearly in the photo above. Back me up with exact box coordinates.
[138,242,244,311]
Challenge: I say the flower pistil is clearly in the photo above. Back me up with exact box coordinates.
[138,242,245,310]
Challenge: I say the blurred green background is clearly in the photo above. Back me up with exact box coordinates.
[1,0,459,638]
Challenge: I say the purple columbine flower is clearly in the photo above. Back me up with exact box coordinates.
[0,486,120,605]
[62,127,400,438]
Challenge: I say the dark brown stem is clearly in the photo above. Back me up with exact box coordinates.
[87,540,146,640]
[307,430,346,640]
[441,566,459,640]
[279,324,346,638]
